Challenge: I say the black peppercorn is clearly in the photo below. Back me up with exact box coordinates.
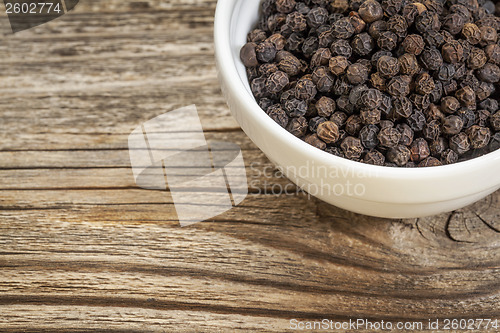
[418,157,443,167]
[345,114,363,136]
[306,6,328,28]
[359,124,379,149]
[422,119,441,141]
[479,98,498,113]
[462,23,481,45]
[359,0,384,23]
[378,126,401,148]
[387,145,411,166]
[441,149,458,164]
[308,116,326,132]
[415,11,441,34]
[363,150,385,165]
[331,17,355,39]
[284,98,307,117]
[398,53,420,76]
[311,66,335,92]
[467,125,491,149]
[346,63,369,84]
[240,42,259,67]
[316,96,336,117]
[368,20,387,40]
[420,48,443,71]
[410,138,431,163]
[430,137,447,157]
[359,88,382,109]
[316,120,340,144]
[267,104,290,128]
[489,133,500,151]
[302,37,319,58]
[266,71,289,94]
[449,132,470,155]
[276,0,296,13]
[391,96,412,119]
[381,0,403,16]
[377,55,400,78]
[407,110,426,132]
[442,115,464,135]
[414,73,435,96]
[476,63,500,83]
[490,111,500,131]
[286,116,308,136]
[435,63,456,82]
[377,31,398,51]
[402,34,425,55]
[286,11,307,32]
[351,33,374,56]
[329,56,349,75]
[387,75,410,97]
[442,13,466,35]
[295,76,317,100]
[485,44,500,65]
[441,96,460,114]
[442,40,464,64]
[396,123,414,146]
[305,133,326,150]
[256,41,277,63]
[330,39,353,58]
[341,136,364,159]
[279,54,302,76]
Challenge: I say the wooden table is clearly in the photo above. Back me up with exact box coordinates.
[1,1,499,331]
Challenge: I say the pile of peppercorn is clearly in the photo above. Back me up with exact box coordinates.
[240,0,500,167]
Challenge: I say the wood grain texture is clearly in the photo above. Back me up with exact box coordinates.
[0,0,499,332]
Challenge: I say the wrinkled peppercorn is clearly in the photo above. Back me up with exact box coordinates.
[266,71,289,93]
[284,98,307,117]
[351,33,375,56]
[402,34,425,55]
[410,138,431,163]
[441,96,460,114]
[359,0,384,23]
[295,76,317,100]
[387,145,411,166]
[418,157,443,167]
[387,75,410,97]
[346,63,369,84]
[421,48,443,71]
[467,125,491,149]
[449,132,471,155]
[311,66,335,92]
[341,136,364,159]
[267,104,289,128]
[441,148,458,164]
[329,56,349,75]
[363,149,385,165]
[377,55,400,78]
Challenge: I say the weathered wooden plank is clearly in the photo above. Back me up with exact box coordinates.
[0,0,499,331]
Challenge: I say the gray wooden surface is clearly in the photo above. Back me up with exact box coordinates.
[0,0,499,332]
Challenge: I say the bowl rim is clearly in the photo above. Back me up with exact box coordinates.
[214,0,500,180]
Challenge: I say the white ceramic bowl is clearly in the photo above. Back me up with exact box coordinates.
[214,0,500,218]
